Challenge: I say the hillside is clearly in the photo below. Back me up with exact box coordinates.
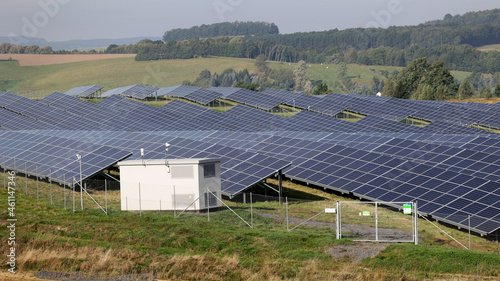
[163,21,279,41]
[0,56,472,96]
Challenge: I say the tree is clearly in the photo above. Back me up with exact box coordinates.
[293,60,312,92]
[457,80,474,100]
[494,83,500,97]
[313,82,330,95]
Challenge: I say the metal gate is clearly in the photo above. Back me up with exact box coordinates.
[336,201,418,244]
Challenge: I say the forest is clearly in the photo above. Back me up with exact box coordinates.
[110,10,500,73]
[163,21,279,41]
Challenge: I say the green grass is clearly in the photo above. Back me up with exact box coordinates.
[477,43,500,52]
[0,56,260,94]
[0,56,473,97]
[364,244,500,278]
[1,174,500,280]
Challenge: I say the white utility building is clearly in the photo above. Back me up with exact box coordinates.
[117,158,222,212]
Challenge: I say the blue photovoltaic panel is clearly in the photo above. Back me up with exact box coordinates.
[184,88,222,105]
[157,85,200,97]
[64,85,103,97]
[226,89,284,111]
[0,131,132,185]
[3,87,500,235]
[101,85,159,99]
[207,87,241,98]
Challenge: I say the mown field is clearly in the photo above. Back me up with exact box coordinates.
[1,174,500,280]
[0,55,471,96]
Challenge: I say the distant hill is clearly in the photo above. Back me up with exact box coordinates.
[424,8,500,26]
[163,21,279,41]
[0,36,161,50]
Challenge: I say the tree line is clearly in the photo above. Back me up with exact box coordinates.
[0,43,101,54]
[163,21,279,41]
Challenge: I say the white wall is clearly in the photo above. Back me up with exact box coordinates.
[118,159,221,211]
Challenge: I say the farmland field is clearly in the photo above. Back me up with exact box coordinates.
[0,54,136,66]
[0,55,472,96]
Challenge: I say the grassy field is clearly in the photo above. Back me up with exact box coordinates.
[477,43,500,52]
[0,55,472,96]
[1,173,500,280]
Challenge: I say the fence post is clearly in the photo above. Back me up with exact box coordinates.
[72,179,75,213]
[286,197,289,231]
[414,201,418,245]
[3,156,5,189]
[375,202,378,242]
[250,192,253,229]
[36,166,39,200]
[49,169,53,205]
[173,185,176,218]
[139,183,142,217]
[207,188,210,222]
[469,215,471,250]
[336,201,340,239]
[64,174,66,210]
[25,162,27,196]
[105,179,108,215]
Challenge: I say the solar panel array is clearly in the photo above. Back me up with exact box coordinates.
[0,131,131,185]
[225,88,285,111]
[64,85,103,97]
[158,85,221,105]
[1,87,500,235]
[101,85,159,99]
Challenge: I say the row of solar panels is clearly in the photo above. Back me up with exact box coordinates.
[22,129,500,235]
[0,90,494,136]
[66,84,500,129]
[1,90,500,235]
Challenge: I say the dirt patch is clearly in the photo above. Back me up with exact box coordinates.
[326,242,389,264]
[0,54,136,66]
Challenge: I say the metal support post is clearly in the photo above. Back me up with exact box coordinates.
[36,166,39,200]
[415,201,419,245]
[278,170,283,205]
[49,169,52,205]
[72,180,75,213]
[207,188,210,222]
[173,185,176,218]
[64,174,66,210]
[25,162,27,196]
[250,192,253,229]
[286,197,289,231]
[336,201,340,239]
[469,215,471,250]
[105,179,108,215]
[375,202,379,241]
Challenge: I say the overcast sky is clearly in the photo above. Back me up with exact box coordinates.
[1,0,499,41]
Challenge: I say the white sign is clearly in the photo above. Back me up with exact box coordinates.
[325,208,336,214]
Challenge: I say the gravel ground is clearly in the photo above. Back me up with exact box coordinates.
[325,243,390,264]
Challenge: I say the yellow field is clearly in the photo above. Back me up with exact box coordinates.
[0,54,136,66]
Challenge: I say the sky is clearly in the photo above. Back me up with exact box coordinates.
[1,0,499,42]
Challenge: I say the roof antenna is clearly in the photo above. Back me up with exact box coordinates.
[165,143,170,173]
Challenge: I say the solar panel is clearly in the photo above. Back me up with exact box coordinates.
[0,131,132,185]
[64,85,103,97]
[226,89,283,111]
[3,87,500,235]
[101,85,159,99]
